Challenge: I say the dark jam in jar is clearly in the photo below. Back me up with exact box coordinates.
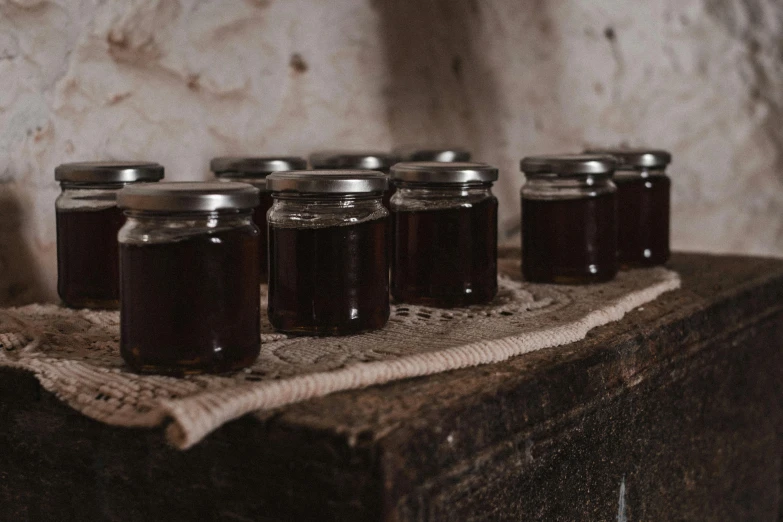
[56,206,125,308]
[393,198,498,306]
[268,218,389,335]
[120,225,260,375]
[54,161,164,309]
[117,182,261,375]
[521,193,618,284]
[266,170,390,336]
[520,154,619,284]
[390,162,500,307]
[615,175,670,267]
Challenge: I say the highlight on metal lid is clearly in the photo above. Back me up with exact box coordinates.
[210,156,308,177]
[55,161,164,183]
[266,170,388,194]
[309,151,397,171]
[520,154,617,176]
[390,161,498,184]
[393,146,472,163]
[583,148,672,169]
[117,182,259,212]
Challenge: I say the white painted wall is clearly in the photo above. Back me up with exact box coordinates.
[0,0,781,303]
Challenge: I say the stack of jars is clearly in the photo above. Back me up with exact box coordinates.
[54,146,671,375]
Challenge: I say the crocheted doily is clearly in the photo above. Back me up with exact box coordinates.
[0,254,680,449]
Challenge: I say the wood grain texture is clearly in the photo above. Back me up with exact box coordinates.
[1,253,783,521]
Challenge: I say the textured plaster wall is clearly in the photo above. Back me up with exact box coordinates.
[0,0,781,303]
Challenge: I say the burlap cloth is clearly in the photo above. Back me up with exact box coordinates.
[0,252,680,449]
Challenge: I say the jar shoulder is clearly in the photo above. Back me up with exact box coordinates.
[268,198,387,228]
[390,186,497,211]
[119,213,258,245]
[520,177,616,200]
[56,186,121,211]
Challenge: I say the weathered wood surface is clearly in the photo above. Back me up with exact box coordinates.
[1,253,783,521]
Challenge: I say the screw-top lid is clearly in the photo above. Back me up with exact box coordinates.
[520,154,617,176]
[55,161,164,183]
[117,182,259,212]
[267,170,388,194]
[583,148,672,169]
[210,156,308,177]
[391,162,498,183]
[393,146,472,162]
[309,151,397,171]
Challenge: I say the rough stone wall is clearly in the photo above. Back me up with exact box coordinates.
[0,0,780,303]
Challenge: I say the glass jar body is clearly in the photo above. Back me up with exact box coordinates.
[520,175,618,284]
[217,177,274,282]
[267,194,389,336]
[391,182,498,307]
[613,168,670,267]
[118,210,261,375]
[56,182,128,309]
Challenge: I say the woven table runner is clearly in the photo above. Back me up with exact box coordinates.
[0,253,680,449]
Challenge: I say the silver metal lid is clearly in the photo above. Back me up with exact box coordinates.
[266,170,388,194]
[309,151,397,171]
[583,148,672,169]
[210,156,307,177]
[55,161,164,183]
[391,162,498,183]
[117,182,259,212]
[520,154,617,176]
[393,146,472,162]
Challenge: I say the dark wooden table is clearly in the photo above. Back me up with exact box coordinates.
[2,253,782,521]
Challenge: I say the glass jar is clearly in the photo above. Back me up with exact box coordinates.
[266,170,389,336]
[211,156,307,282]
[520,154,618,284]
[392,146,472,162]
[390,162,499,307]
[55,161,164,309]
[586,148,671,267]
[117,182,261,375]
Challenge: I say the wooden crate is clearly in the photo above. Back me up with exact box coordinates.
[1,253,782,521]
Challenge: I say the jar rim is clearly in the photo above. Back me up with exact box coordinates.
[117,182,259,212]
[267,170,388,194]
[211,156,307,177]
[520,154,616,176]
[391,161,498,183]
[584,148,672,169]
[394,180,494,188]
[392,146,471,162]
[309,151,397,171]
[55,161,164,182]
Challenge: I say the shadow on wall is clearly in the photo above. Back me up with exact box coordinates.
[706,0,783,189]
[375,0,560,240]
[0,183,47,306]
[374,0,505,162]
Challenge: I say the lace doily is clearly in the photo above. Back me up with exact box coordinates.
[0,257,680,449]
